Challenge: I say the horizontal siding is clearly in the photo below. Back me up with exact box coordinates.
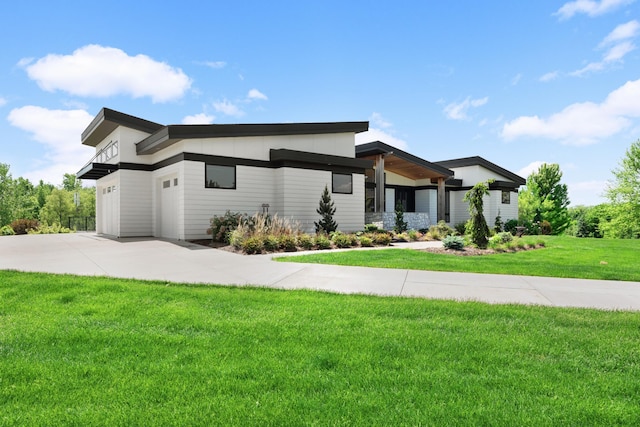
[118,170,153,237]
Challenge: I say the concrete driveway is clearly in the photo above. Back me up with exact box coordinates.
[1,233,639,311]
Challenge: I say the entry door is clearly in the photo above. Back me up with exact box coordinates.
[100,184,118,236]
[159,176,178,239]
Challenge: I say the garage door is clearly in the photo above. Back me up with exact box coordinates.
[100,184,118,236]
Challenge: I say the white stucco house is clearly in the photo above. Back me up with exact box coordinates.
[78,108,525,239]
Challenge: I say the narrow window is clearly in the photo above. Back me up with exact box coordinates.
[502,190,511,204]
[205,164,236,189]
[174,178,178,186]
[163,180,170,189]
[332,173,352,194]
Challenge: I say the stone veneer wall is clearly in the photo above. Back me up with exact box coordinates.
[364,212,431,231]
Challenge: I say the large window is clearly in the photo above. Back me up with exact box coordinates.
[206,164,236,189]
[332,173,352,194]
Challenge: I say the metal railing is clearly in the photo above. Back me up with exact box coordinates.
[68,216,96,231]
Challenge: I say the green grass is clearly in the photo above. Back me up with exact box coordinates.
[278,236,640,281]
[2,270,640,425]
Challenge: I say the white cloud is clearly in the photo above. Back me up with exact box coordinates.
[355,128,409,151]
[568,180,608,205]
[570,21,638,76]
[204,61,227,69]
[502,78,640,145]
[599,20,640,46]
[0,97,6,107]
[247,88,268,101]
[23,45,192,103]
[213,99,244,117]
[517,161,547,179]
[369,112,393,129]
[539,71,560,82]
[511,73,523,86]
[7,106,95,185]
[555,0,635,20]
[443,96,488,120]
[182,113,215,124]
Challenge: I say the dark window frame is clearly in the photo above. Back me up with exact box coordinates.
[332,173,353,194]
[502,190,511,204]
[205,164,236,189]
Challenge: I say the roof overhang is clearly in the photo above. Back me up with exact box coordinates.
[270,148,373,172]
[435,156,526,186]
[356,141,454,180]
[77,163,119,180]
[137,121,370,155]
[81,108,163,147]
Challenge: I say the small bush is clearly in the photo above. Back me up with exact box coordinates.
[1,225,16,236]
[540,220,552,235]
[242,236,264,254]
[208,211,245,243]
[279,234,298,252]
[332,232,353,248]
[395,232,409,242]
[496,231,513,244]
[10,219,39,235]
[454,222,467,236]
[28,223,72,234]
[315,233,332,250]
[359,235,373,247]
[297,234,314,250]
[263,234,280,252]
[372,232,392,246]
[364,223,380,233]
[442,235,465,250]
[504,219,519,235]
[407,229,420,241]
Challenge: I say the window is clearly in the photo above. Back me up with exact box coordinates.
[502,190,511,204]
[163,180,171,189]
[332,173,352,194]
[174,178,178,186]
[206,164,236,189]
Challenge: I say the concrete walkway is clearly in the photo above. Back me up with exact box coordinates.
[1,233,639,311]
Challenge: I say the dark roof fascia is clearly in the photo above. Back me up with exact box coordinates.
[77,163,120,180]
[137,121,370,155]
[270,148,373,171]
[435,156,526,185]
[356,141,454,177]
[81,108,164,147]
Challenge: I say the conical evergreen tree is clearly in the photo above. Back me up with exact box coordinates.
[314,185,338,234]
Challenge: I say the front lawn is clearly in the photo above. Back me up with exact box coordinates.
[277,236,640,281]
[1,270,639,425]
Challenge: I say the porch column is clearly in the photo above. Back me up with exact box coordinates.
[437,177,445,222]
[375,154,385,213]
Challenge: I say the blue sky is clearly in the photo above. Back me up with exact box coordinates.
[2,0,639,206]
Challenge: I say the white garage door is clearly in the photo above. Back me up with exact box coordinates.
[100,184,118,236]
[158,176,178,239]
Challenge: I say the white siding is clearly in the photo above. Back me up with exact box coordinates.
[416,189,438,222]
[385,188,395,212]
[450,165,503,186]
[118,170,153,237]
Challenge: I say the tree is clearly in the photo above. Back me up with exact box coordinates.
[314,185,338,234]
[518,163,570,235]
[603,139,640,238]
[62,173,82,192]
[464,180,490,248]
[394,202,408,233]
[0,163,13,226]
[40,189,74,226]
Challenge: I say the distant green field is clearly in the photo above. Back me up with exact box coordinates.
[278,236,640,281]
[1,270,639,425]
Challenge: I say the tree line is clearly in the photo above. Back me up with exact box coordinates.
[517,139,640,239]
[0,163,95,233]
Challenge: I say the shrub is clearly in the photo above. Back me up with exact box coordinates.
[504,219,519,235]
[279,234,298,252]
[364,223,380,233]
[464,181,491,248]
[263,234,280,252]
[242,236,264,254]
[428,220,455,240]
[315,185,338,234]
[496,231,513,244]
[540,220,552,235]
[208,211,245,243]
[331,231,353,248]
[394,202,408,233]
[372,232,391,246]
[10,219,39,235]
[494,212,504,233]
[315,233,332,250]
[1,225,15,236]
[394,232,409,242]
[454,222,467,236]
[297,233,314,250]
[28,223,73,234]
[228,228,245,249]
[407,229,420,241]
[359,235,373,247]
[442,235,465,250]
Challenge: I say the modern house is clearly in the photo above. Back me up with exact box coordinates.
[77,108,525,240]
